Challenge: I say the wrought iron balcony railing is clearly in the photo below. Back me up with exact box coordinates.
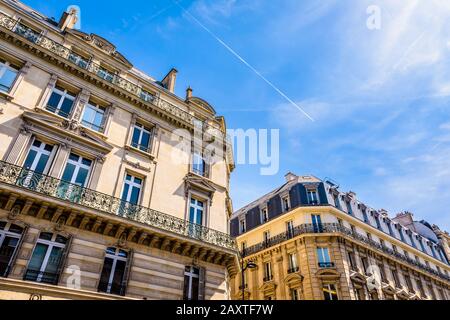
[98,281,126,296]
[0,12,227,143]
[241,223,450,283]
[287,266,300,274]
[318,262,335,268]
[0,161,236,251]
[23,269,59,285]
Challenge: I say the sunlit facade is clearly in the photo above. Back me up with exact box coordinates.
[230,173,450,300]
[0,0,237,300]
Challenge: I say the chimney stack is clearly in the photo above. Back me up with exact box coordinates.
[186,86,193,101]
[285,172,298,182]
[161,68,178,93]
[58,7,79,31]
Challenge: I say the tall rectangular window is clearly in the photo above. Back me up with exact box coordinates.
[140,89,154,103]
[25,233,68,284]
[263,262,272,281]
[81,102,106,132]
[0,58,19,92]
[312,214,323,233]
[391,269,401,288]
[286,220,294,238]
[189,198,204,226]
[346,201,353,215]
[192,152,206,177]
[374,215,382,230]
[282,196,290,212]
[260,208,269,223]
[98,247,128,296]
[121,174,143,205]
[288,253,298,272]
[360,256,369,274]
[317,247,332,268]
[263,231,270,244]
[239,218,246,234]
[58,153,92,201]
[348,252,357,270]
[46,86,76,118]
[22,139,55,174]
[183,266,200,300]
[404,274,413,292]
[291,289,299,300]
[97,66,114,82]
[307,189,319,205]
[0,222,24,277]
[333,195,341,210]
[131,123,152,152]
[362,209,369,223]
[323,284,338,300]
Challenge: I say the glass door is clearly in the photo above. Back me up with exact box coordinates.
[20,139,55,189]
[58,153,92,201]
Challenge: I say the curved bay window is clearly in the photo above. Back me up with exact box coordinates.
[98,247,130,296]
[0,222,24,277]
[24,232,69,285]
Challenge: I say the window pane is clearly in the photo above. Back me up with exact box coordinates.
[46,92,62,110]
[129,186,141,205]
[111,260,126,288]
[39,233,53,241]
[61,163,76,182]
[23,149,37,170]
[0,69,18,91]
[59,98,74,117]
[121,184,130,201]
[98,257,114,292]
[140,132,150,150]
[28,243,48,272]
[35,154,50,174]
[44,246,63,274]
[75,167,89,186]
[131,127,141,147]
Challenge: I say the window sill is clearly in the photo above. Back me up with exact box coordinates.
[125,145,155,161]
[35,106,72,121]
[0,90,14,101]
[189,170,211,181]
[79,124,108,140]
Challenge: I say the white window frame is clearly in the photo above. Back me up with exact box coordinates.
[282,196,290,212]
[184,266,200,300]
[307,189,319,204]
[23,138,56,173]
[102,247,128,294]
[239,217,246,234]
[121,173,143,204]
[131,123,152,152]
[317,247,331,264]
[286,220,294,237]
[29,233,66,283]
[260,207,269,224]
[264,262,272,279]
[81,102,106,132]
[189,197,205,226]
[0,59,19,92]
[45,86,76,117]
[263,231,270,243]
[0,222,22,275]
[323,284,338,300]
[64,153,93,187]
[288,253,298,270]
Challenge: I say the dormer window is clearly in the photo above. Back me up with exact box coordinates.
[239,217,246,234]
[260,207,269,223]
[81,101,106,132]
[307,189,319,205]
[282,196,290,212]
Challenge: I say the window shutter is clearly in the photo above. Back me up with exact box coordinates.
[299,184,308,205]
[198,267,206,300]
[230,218,239,237]
[318,183,329,204]
[121,249,134,296]
[5,226,29,278]
[55,234,73,285]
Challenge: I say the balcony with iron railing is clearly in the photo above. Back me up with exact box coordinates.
[23,269,60,285]
[0,12,228,144]
[318,262,335,268]
[0,161,237,251]
[240,223,450,283]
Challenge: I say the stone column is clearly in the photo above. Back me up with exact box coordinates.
[4,126,32,164]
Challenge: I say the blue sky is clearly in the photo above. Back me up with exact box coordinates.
[23,0,450,230]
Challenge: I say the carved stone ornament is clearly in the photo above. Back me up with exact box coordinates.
[8,205,21,220]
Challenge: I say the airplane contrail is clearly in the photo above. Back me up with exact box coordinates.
[174,1,315,122]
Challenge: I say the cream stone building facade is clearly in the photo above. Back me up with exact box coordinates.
[230,173,450,300]
[0,0,238,300]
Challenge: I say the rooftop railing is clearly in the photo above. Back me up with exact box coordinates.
[0,161,237,251]
[0,12,228,144]
[241,223,450,283]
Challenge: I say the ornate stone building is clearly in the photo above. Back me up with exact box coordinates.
[0,0,237,300]
[230,173,450,300]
